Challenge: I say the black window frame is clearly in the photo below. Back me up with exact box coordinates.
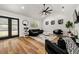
[0,16,19,39]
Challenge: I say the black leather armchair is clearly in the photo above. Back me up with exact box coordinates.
[29,29,43,36]
[45,40,68,54]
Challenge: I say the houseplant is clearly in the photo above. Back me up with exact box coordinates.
[65,21,73,33]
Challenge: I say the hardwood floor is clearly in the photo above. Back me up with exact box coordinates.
[0,36,45,54]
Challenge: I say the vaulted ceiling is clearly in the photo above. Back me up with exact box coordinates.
[0,4,78,20]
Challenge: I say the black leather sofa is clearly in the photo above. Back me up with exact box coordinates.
[45,40,68,54]
[53,29,63,35]
[29,29,43,36]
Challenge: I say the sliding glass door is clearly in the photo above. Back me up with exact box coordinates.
[0,18,8,38]
[0,16,19,39]
[12,19,19,36]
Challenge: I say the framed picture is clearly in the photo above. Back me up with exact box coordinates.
[58,19,63,24]
[45,21,49,25]
[30,20,38,28]
[51,20,55,25]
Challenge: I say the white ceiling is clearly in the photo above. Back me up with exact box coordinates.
[0,4,78,20]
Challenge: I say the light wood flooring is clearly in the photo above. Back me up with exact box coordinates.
[0,36,45,54]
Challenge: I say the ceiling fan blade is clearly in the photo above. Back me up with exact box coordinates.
[46,11,51,13]
[46,7,49,11]
[47,9,52,11]
[41,4,52,15]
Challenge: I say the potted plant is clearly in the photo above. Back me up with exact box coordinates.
[65,21,73,33]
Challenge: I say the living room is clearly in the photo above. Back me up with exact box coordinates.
[0,4,79,54]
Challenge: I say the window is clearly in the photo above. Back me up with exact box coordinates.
[0,18,8,37]
[0,16,19,39]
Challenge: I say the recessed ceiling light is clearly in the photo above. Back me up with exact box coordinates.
[21,6,24,9]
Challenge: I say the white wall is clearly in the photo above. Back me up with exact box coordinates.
[0,10,33,36]
[42,13,74,34]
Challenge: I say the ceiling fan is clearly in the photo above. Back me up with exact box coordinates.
[41,4,53,15]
